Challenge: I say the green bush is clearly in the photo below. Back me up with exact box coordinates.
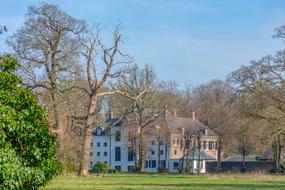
[91,163,109,174]
[0,56,61,190]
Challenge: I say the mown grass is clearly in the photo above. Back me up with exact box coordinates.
[42,173,285,190]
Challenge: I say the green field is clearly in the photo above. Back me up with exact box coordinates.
[42,173,285,190]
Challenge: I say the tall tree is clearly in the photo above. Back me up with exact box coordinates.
[77,25,132,176]
[7,3,86,150]
[116,64,168,172]
[191,80,237,169]
[228,25,285,172]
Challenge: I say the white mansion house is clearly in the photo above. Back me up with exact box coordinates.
[90,111,218,173]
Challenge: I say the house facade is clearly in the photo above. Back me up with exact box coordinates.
[90,111,218,173]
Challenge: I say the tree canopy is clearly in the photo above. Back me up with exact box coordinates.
[0,56,61,189]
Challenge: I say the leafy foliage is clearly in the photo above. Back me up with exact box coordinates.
[91,163,109,174]
[0,56,61,190]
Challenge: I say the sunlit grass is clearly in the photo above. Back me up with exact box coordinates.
[42,173,285,190]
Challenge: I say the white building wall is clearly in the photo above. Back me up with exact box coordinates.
[90,125,209,173]
[90,135,110,168]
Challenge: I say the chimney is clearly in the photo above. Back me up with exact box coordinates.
[204,128,208,136]
[192,112,196,119]
[106,110,113,119]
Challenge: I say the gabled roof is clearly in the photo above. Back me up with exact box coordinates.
[166,117,216,136]
[93,112,216,136]
[186,147,215,160]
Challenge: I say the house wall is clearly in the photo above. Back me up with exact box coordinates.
[169,134,218,160]
[168,160,206,173]
[90,116,218,173]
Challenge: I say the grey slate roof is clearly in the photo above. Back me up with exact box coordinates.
[186,147,215,160]
[93,112,216,136]
[166,117,216,136]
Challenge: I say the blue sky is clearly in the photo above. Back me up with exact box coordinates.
[0,0,284,86]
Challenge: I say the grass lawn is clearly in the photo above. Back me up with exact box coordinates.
[42,173,285,190]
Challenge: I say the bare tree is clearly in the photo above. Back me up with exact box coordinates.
[6,3,86,149]
[228,25,285,172]
[178,123,197,173]
[115,64,168,172]
[77,25,132,176]
[191,80,237,169]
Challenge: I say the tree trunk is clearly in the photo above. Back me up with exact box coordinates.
[241,146,246,173]
[132,137,138,171]
[139,125,145,172]
[273,137,283,173]
[164,136,168,171]
[217,134,222,169]
[78,96,98,176]
[197,137,201,174]
[179,149,185,173]
[50,87,63,151]
[157,138,161,172]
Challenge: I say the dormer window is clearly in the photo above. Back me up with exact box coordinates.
[95,127,102,136]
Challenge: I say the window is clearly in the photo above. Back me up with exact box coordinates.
[128,166,134,172]
[90,161,93,166]
[115,130,121,142]
[115,147,121,161]
[104,142,107,147]
[151,150,155,155]
[174,162,179,169]
[145,160,149,168]
[198,141,201,148]
[97,142,100,147]
[149,160,156,168]
[209,141,213,150]
[180,140,183,149]
[90,152,93,156]
[159,160,166,168]
[185,139,190,148]
[95,128,102,136]
[160,150,164,155]
[97,152,100,156]
[104,161,108,164]
[115,165,121,172]
[90,142,93,147]
[174,150,177,155]
[128,147,134,161]
[104,152,107,156]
